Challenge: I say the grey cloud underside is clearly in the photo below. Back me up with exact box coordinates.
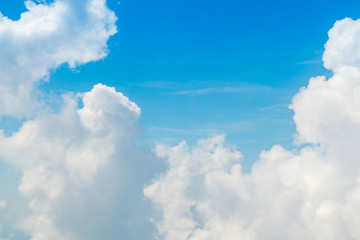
[2,1,360,240]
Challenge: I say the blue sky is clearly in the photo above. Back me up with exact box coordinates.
[2,0,360,239]
[29,0,359,166]
[1,0,357,165]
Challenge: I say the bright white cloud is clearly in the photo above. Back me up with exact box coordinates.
[0,0,117,117]
[323,18,360,71]
[146,137,349,240]
[0,1,162,239]
[0,84,160,239]
[2,0,360,239]
[145,17,360,240]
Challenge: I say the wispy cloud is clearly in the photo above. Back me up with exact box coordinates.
[131,80,274,95]
[148,120,255,136]
[258,103,289,111]
[131,80,180,89]
[148,126,216,134]
[295,59,322,65]
[169,85,272,95]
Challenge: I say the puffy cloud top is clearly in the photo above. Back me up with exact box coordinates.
[323,18,360,71]
[0,0,117,117]
[79,84,141,136]
[0,84,157,240]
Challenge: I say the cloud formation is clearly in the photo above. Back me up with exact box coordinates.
[0,1,159,239]
[2,1,360,239]
[0,84,160,239]
[0,0,116,117]
[144,17,360,240]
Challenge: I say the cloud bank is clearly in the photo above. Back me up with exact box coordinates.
[144,18,360,240]
[2,1,360,240]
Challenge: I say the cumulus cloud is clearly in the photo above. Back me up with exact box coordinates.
[323,18,360,71]
[144,17,360,240]
[3,0,360,239]
[0,1,163,239]
[0,84,160,239]
[0,0,117,117]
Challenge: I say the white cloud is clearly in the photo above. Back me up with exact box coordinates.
[0,0,117,117]
[2,1,360,239]
[0,84,160,239]
[145,137,356,240]
[323,18,360,71]
[0,1,162,239]
[145,17,360,240]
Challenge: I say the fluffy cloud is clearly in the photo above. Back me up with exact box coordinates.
[0,84,160,240]
[144,17,360,240]
[0,0,116,117]
[323,18,360,71]
[0,1,163,239]
[3,0,360,239]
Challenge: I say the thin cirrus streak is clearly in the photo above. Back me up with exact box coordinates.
[169,85,272,95]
